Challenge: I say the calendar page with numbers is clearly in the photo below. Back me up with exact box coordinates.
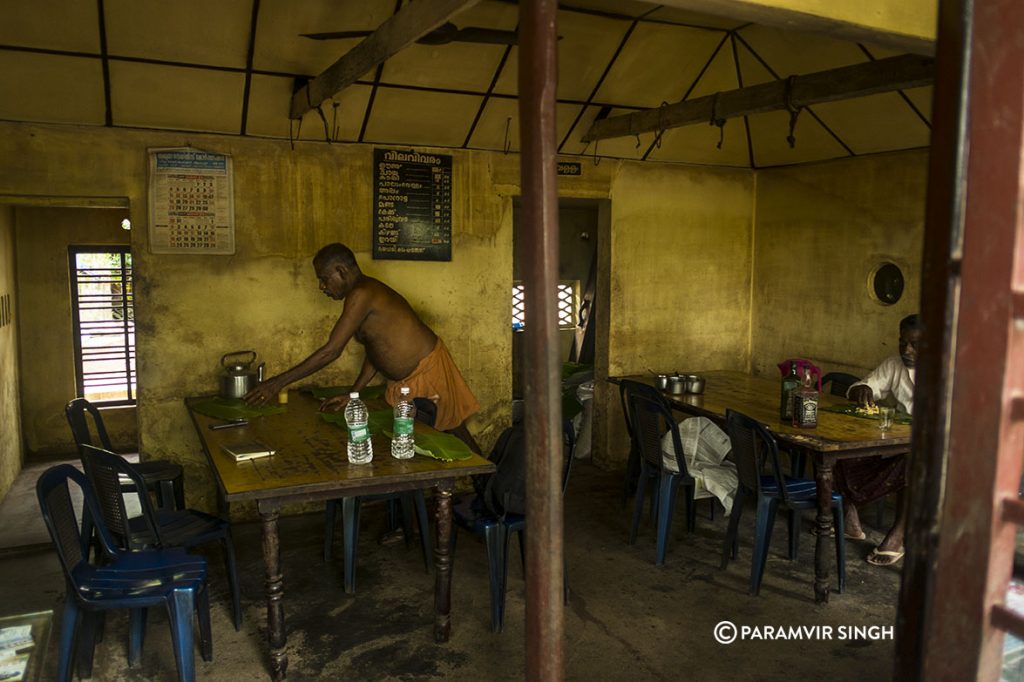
[148,148,235,254]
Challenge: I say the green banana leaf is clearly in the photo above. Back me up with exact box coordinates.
[320,409,472,461]
[308,385,387,400]
[820,402,912,424]
[191,397,285,421]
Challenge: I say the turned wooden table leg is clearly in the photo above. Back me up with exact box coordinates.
[814,453,835,604]
[434,482,454,642]
[260,505,288,679]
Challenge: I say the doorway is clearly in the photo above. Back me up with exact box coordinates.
[511,199,604,420]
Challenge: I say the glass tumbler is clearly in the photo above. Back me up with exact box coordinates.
[878,406,895,431]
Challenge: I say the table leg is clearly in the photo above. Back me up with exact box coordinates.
[434,482,454,642]
[814,453,836,604]
[260,506,288,679]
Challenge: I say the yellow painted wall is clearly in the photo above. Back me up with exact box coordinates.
[0,205,22,500]
[750,150,927,380]
[15,207,135,456]
[596,163,755,469]
[0,121,763,509]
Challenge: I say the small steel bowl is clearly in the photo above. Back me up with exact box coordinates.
[655,374,669,390]
[685,374,706,394]
[667,375,687,395]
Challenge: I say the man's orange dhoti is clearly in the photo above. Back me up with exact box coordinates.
[385,338,480,431]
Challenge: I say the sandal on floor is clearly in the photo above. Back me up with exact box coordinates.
[866,548,905,566]
[810,525,867,541]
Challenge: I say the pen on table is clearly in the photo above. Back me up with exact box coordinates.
[209,420,248,430]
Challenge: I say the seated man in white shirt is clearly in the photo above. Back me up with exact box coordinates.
[834,314,921,567]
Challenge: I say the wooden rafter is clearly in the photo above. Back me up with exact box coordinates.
[289,0,481,120]
[582,53,933,143]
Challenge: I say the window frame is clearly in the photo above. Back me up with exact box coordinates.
[68,245,136,406]
[512,279,579,331]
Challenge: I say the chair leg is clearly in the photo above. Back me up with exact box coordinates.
[787,508,801,560]
[483,525,506,633]
[342,497,361,594]
[76,611,100,679]
[57,599,81,682]
[197,585,213,662]
[623,447,640,504]
[173,471,186,510]
[650,476,661,528]
[399,494,416,548]
[414,490,432,573]
[655,474,679,566]
[128,607,147,667]
[628,467,650,545]
[721,488,746,569]
[167,587,197,682]
[750,497,779,595]
[685,485,697,533]
[324,500,338,562]
[833,502,847,594]
[221,527,242,631]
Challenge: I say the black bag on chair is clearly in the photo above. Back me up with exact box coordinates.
[474,424,528,517]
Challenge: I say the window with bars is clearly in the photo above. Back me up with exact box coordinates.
[69,246,136,405]
[512,281,577,331]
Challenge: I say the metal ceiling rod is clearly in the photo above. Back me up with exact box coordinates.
[518,0,563,678]
[582,53,933,143]
[289,0,481,120]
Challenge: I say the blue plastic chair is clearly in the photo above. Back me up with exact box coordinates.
[720,409,846,595]
[37,464,212,682]
[323,490,432,594]
[451,421,575,633]
[79,445,242,630]
[626,390,698,565]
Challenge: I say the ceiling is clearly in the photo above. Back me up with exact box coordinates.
[0,0,933,168]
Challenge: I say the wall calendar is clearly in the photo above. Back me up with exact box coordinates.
[147,147,235,254]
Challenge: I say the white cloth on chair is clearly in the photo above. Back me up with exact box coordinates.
[660,416,738,514]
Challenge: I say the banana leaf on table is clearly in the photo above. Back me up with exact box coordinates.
[191,397,286,421]
[820,402,912,425]
[319,409,473,461]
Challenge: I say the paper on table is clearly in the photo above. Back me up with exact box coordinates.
[0,653,29,682]
[0,626,31,652]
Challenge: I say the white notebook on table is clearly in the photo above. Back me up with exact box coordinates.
[223,440,275,461]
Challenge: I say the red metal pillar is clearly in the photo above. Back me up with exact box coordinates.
[896,0,1024,678]
[518,0,563,679]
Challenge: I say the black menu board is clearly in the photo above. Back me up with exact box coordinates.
[373,148,452,261]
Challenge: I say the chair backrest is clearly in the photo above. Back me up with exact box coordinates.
[628,391,688,476]
[822,372,861,398]
[36,464,119,580]
[65,398,114,451]
[725,409,788,502]
[79,444,162,548]
[618,379,664,441]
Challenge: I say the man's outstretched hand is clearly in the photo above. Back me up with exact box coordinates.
[848,385,875,407]
[319,395,350,413]
[244,377,285,406]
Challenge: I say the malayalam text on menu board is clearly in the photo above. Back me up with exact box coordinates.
[373,149,452,261]
[148,147,235,255]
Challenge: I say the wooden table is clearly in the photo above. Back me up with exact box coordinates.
[186,393,494,680]
[612,370,911,603]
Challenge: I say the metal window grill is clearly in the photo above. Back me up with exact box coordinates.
[69,246,136,405]
[512,281,577,330]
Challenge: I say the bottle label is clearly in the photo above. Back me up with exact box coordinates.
[393,417,414,436]
[348,425,370,443]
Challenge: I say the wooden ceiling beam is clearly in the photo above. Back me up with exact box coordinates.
[655,0,935,56]
[289,0,481,120]
[582,53,933,143]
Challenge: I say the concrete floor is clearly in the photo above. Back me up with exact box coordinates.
[0,461,901,681]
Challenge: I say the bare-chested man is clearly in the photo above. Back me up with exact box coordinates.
[244,243,480,446]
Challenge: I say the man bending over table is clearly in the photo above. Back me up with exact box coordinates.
[834,313,921,567]
[244,243,480,450]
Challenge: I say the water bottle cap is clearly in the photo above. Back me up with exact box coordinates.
[400,387,410,396]
[349,391,359,399]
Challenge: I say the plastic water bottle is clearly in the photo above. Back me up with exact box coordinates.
[344,392,373,464]
[391,387,417,460]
